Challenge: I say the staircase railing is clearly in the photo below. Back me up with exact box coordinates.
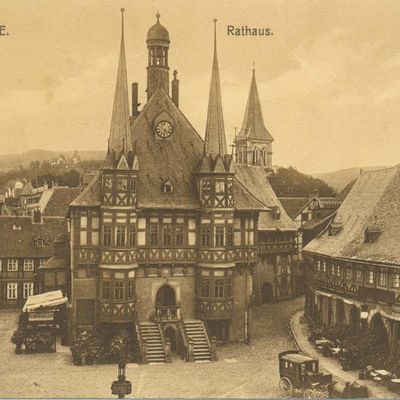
[202,320,217,361]
[155,319,170,363]
[133,309,147,364]
[176,307,192,362]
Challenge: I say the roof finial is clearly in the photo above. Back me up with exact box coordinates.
[120,8,125,40]
[156,11,160,22]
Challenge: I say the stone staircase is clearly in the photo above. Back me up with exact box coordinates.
[183,319,212,362]
[138,321,166,364]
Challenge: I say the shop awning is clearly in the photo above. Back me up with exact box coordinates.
[23,290,68,312]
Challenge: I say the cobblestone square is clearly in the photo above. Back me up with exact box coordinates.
[0,297,303,398]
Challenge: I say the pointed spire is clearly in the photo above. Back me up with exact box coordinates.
[239,68,274,141]
[239,67,274,142]
[204,19,227,159]
[108,8,132,157]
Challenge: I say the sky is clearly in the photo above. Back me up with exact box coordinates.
[0,0,399,174]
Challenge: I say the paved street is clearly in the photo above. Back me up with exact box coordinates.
[0,297,303,398]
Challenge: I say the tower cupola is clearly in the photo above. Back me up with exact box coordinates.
[146,12,170,100]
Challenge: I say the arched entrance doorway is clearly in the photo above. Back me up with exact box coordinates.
[261,282,274,304]
[156,285,176,320]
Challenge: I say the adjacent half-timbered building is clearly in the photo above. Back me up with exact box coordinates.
[68,12,299,361]
[303,165,400,351]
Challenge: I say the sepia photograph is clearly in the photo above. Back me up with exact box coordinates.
[0,0,399,398]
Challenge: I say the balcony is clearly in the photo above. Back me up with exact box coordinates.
[155,305,180,321]
[259,241,295,254]
[97,299,135,323]
[136,247,196,263]
[197,298,233,320]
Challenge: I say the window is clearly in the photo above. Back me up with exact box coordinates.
[392,273,400,288]
[104,176,113,190]
[202,181,211,194]
[201,278,210,297]
[80,214,87,229]
[175,225,184,246]
[24,259,34,271]
[117,178,128,191]
[128,280,135,299]
[80,231,87,246]
[92,216,99,230]
[36,239,44,247]
[346,268,352,280]
[316,261,321,272]
[114,281,124,300]
[215,181,225,194]
[116,227,126,247]
[214,279,225,298]
[378,271,387,287]
[7,259,18,271]
[130,178,136,192]
[102,280,110,298]
[322,262,326,273]
[367,270,374,284]
[150,224,159,246]
[215,226,225,247]
[330,264,335,275]
[335,265,341,277]
[227,278,232,297]
[103,226,112,246]
[226,226,234,247]
[201,226,211,247]
[356,269,363,283]
[163,181,173,194]
[23,282,33,299]
[162,225,172,245]
[39,259,46,267]
[91,231,99,246]
[128,226,136,247]
[7,283,17,299]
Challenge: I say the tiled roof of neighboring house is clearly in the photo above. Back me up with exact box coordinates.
[70,175,102,207]
[279,197,309,219]
[39,186,81,217]
[304,165,400,265]
[0,216,68,258]
[235,165,297,231]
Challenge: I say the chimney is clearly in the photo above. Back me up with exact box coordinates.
[131,82,140,117]
[171,70,179,107]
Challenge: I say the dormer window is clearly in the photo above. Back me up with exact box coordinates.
[329,221,342,236]
[12,224,21,231]
[364,228,382,243]
[202,181,211,194]
[163,180,173,194]
[35,238,44,247]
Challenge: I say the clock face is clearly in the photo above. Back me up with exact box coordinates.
[155,120,173,138]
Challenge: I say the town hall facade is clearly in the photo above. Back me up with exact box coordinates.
[67,11,296,362]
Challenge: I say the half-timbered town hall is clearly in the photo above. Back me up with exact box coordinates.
[67,11,296,362]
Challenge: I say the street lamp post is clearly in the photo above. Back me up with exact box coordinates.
[111,357,132,399]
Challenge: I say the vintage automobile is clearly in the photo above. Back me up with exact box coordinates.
[278,350,332,398]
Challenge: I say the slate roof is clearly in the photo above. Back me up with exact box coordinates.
[235,165,297,231]
[279,197,309,219]
[238,70,274,142]
[0,216,67,258]
[40,187,81,217]
[204,20,227,159]
[304,165,400,265]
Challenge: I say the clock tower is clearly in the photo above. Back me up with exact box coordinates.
[146,12,170,101]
